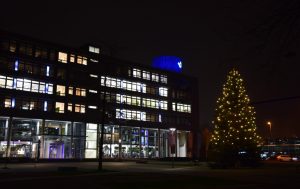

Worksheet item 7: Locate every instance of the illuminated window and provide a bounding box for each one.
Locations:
[142,98,159,109]
[67,103,73,112]
[159,101,168,110]
[56,85,66,96]
[142,71,151,80]
[116,109,146,121]
[116,94,141,106]
[0,75,53,94]
[101,76,146,93]
[16,78,23,90]
[4,98,12,108]
[77,56,87,65]
[75,88,86,97]
[160,75,168,84]
[75,104,85,113]
[46,83,53,94]
[6,77,13,89]
[32,81,39,92]
[159,87,168,97]
[172,102,176,111]
[70,54,75,63]
[173,103,191,113]
[0,76,6,87]
[23,79,31,91]
[39,82,45,93]
[68,86,73,95]
[58,52,68,63]
[151,73,159,82]
[89,46,100,54]
[55,102,65,113]
[133,68,141,78]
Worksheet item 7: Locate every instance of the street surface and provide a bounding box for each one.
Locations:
[1,160,300,188]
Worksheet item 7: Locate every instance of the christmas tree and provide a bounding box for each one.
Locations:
[210,69,261,167]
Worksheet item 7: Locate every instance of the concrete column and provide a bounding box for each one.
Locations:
[40,119,45,158]
[158,128,161,158]
[5,117,12,157]
[175,130,178,158]
[71,122,74,158]
[4,118,9,141]
[96,123,100,158]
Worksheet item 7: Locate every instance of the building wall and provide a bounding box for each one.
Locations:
[0,30,199,159]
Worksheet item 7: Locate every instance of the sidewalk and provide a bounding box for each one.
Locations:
[0,161,208,174]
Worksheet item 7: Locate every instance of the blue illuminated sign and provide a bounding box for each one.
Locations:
[152,56,182,73]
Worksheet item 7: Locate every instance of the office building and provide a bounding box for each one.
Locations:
[0,30,199,159]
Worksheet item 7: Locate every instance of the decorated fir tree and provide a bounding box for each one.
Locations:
[210,69,261,167]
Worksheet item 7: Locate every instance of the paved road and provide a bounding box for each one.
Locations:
[1,161,300,189]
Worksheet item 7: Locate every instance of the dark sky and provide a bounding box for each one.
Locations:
[1,1,300,138]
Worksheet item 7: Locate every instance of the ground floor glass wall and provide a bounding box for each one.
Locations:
[0,117,190,159]
[0,117,8,157]
[43,120,85,159]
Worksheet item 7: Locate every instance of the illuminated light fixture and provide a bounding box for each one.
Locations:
[90,74,98,78]
[89,89,98,93]
[11,98,15,108]
[90,59,99,63]
[88,105,97,109]
[44,101,48,111]
[169,128,176,132]
[152,56,182,73]
[14,60,19,71]
[46,66,50,76]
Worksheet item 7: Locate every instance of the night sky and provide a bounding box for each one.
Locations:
[1,1,300,138]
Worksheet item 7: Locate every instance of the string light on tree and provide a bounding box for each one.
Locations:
[210,68,261,165]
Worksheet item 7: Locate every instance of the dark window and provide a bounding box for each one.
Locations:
[49,50,56,61]
[19,43,33,56]
[35,46,48,59]
[57,68,66,80]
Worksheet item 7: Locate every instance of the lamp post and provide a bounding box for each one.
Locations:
[266,121,272,156]
[99,76,107,171]
[118,139,122,161]
[267,121,272,140]
[169,128,176,168]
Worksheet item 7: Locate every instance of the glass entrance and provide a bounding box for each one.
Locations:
[49,142,64,158]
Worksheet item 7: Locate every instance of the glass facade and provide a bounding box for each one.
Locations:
[0,116,190,159]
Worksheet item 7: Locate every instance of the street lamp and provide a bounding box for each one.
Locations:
[267,121,272,139]
[169,128,176,168]
[118,139,122,161]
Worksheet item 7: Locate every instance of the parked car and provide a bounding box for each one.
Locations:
[276,155,296,162]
